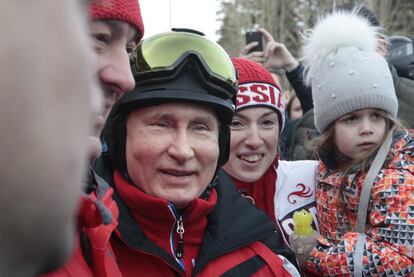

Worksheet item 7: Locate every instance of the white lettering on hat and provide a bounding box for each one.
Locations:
[236,82,284,111]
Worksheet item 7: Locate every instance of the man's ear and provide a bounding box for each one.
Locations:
[377,34,389,57]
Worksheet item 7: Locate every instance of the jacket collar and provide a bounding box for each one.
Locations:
[93,154,279,274]
[194,169,278,274]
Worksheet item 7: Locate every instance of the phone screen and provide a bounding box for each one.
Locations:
[245,31,263,53]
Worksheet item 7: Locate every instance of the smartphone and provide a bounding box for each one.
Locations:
[245,31,263,53]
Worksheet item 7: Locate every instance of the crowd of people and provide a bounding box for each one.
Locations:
[2,0,413,276]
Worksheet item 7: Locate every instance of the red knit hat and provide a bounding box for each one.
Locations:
[89,0,145,42]
[231,57,285,131]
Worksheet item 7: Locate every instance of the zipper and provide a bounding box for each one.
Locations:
[113,190,186,275]
[168,204,186,273]
[176,215,184,259]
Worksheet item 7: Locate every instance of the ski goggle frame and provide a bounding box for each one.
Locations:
[131,29,238,99]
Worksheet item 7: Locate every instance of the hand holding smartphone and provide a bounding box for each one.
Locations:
[245,31,263,53]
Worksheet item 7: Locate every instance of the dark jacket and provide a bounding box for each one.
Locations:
[285,65,313,115]
[391,66,414,129]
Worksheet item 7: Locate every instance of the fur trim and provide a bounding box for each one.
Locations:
[301,9,381,86]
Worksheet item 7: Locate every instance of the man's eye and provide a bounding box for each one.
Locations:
[148,121,169,128]
[93,33,110,44]
[193,125,209,132]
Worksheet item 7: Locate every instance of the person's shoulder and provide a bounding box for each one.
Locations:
[276,160,318,194]
[391,64,414,93]
[397,74,414,93]
[216,168,233,181]
[278,159,319,171]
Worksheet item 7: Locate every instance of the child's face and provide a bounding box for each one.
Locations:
[223,107,279,182]
[334,108,387,161]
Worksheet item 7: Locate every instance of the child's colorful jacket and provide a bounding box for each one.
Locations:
[308,131,414,276]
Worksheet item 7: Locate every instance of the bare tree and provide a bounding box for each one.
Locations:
[366,0,414,37]
[217,0,414,58]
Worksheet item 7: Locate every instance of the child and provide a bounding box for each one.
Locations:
[300,9,414,276]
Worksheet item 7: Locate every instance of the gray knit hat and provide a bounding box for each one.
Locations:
[302,10,398,132]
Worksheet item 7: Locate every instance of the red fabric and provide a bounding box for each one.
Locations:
[232,57,279,88]
[89,0,144,41]
[42,189,122,277]
[112,171,295,276]
[232,158,278,223]
[112,170,216,276]
[249,241,292,276]
[42,167,296,277]
[232,57,285,131]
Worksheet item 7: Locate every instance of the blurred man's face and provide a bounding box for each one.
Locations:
[0,0,96,274]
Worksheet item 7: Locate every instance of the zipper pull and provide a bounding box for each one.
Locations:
[176,215,184,259]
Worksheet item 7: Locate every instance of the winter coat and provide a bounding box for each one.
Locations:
[43,161,300,276]
[308,131,414,276]
[110,169,300,276]
[41,171,122,277]
[226,158,319,242]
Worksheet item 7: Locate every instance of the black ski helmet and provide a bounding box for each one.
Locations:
[102,28,238,177]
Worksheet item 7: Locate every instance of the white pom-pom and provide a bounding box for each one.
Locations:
[301,9,381,86]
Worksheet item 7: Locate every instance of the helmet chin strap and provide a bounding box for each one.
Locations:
[199,174,218,200]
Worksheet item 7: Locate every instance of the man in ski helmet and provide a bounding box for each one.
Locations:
[93,29,300,276]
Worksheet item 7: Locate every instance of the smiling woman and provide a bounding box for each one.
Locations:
[222,58,319,247]
[224,107,280,183]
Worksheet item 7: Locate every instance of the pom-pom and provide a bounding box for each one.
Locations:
[301,9,381,86]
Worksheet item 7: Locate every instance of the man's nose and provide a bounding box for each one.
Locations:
[99,49,135,95]
[167,130,194,163]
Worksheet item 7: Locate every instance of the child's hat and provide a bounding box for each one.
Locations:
[89,0,145,42]
[231,57,285,132]
[302,9,398,132]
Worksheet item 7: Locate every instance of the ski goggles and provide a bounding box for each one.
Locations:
[131,29,238,98]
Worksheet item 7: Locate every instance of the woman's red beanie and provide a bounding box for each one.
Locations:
[231,57,285,131]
